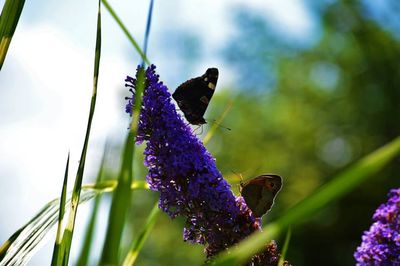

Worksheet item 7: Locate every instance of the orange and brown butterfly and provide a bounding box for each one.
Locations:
[240,174,282,218]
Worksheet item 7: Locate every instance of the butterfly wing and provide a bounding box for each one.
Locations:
[257,174,282,195]
[173,77,207,124]
[172,68,218,125]
[241,183,263,216]
[241,174,282,217]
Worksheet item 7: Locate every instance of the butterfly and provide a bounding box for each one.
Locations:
[240,174,282,218]
[172,68,218,125]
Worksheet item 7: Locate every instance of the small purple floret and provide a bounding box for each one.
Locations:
[354,188,400,266]
[125,65,284,264]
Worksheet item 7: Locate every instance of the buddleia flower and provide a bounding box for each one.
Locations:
[125,64,286,265]
[354,188,400,265]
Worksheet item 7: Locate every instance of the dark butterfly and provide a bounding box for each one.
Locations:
[172,68,218,125]
[240,174,282,218]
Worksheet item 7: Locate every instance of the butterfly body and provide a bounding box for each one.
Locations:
[172,68,218,125]
[240,174,282,218]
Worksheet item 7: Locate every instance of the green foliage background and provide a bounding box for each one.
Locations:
[212,2,400,265]
[131,1,400,265]
[116,1,400,265]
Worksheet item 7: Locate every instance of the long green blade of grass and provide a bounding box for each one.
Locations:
[213,136,400,265]
[101,0,150,65]
[0,180,149,266]
[122,203,159,266]
[51,153,70,265]
[100,0,154,262]
[76,147,107,266]
[82,179,149,192]
[278,227,291,266]
[141,0,154,63]
[0,227,25,261]
[0,0,25,70]
[59,1,102,265]
[100,118,137,264]
[0,192,96,266]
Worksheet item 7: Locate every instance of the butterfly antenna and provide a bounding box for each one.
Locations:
[231,170,244,183]
[193,124,203,135]
[206,119,232,131]
[231,170,244,192]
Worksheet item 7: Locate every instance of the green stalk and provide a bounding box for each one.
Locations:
[58,1,102,265]
[100,0,154,261]
[122,203,159,266]
[100,132,135,264]
[277,227,291,266]
[51,153,70,265]
[0,0,25,69]
[76,147,107,266]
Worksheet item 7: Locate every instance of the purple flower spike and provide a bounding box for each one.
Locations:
[125,65,285,265]
[354,188,400,266]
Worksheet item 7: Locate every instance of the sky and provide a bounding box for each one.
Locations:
[0,0,315,264]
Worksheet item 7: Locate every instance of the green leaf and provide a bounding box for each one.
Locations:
[213,136,400,265]
[0,226,25,261]
[76,147,107,266]
[0,193,95,265]
[82,179,149,192]
[100,0,154,257]
[0,0,25,70]
[278,227,291,266]
[100,135,134,264]
[0,180,148,265]
[141,0,154,65]
[59,1,102,265]
[100,70,145,265]
[51,153,70,266]
[122,203,160,266]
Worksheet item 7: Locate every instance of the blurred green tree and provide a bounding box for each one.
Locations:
[211,0,400,265]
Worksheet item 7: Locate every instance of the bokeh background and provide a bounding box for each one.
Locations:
[1,0,399,265]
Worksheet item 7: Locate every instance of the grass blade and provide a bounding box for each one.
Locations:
[122,203,159,266]
[101,0,154,260]
[51,153,70,265]
[142,0,154,63]
[213,136,400,265]
[100,59,145,266]
[0,192,96,266]
[82,179,149,192]
[100,133,135,263]
[0,180,148,266]
[0,0,25,70]
[76,148,107,266]
[101,0,150,65]
[59,1,102,265]
[0,227,25,261]
[278,227,291,266]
